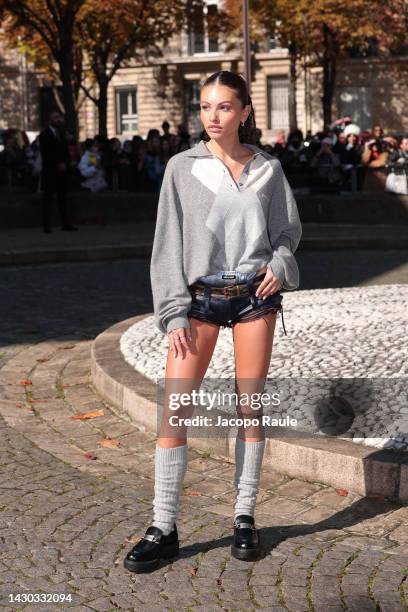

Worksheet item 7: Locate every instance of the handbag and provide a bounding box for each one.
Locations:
[385,171,408,195]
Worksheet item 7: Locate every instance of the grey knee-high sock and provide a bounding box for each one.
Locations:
[152,444,188,535]
[234,438,265,519]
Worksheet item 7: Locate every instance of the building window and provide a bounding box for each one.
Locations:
[184,79,202,140]
[115,88,138,134]
[337,87,372,130]
[267,76,289,130]
[187,1,219,55]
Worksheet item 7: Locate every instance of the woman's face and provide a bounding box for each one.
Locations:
[347,134,357,146]
[200,83,250,141]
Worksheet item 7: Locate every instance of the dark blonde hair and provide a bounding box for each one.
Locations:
[201,70,256,144]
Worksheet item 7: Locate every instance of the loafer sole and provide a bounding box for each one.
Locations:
[123,543,179,573]
[231,544,262,561]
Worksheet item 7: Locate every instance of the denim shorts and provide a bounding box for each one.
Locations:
[187,270,287,335]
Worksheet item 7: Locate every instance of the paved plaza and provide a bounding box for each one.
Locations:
[1,252,408,611]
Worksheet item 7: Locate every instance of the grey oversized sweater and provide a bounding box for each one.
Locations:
[150,139,302,335]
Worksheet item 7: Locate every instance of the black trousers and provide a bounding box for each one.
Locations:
[41,183,71,230]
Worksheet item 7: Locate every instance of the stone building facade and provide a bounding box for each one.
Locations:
[1,3,407,143]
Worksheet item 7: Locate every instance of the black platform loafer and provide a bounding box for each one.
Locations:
[231,514,262,561]
[123,525,179,573]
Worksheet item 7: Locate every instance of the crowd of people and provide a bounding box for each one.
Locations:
[1,114,407,195]
[274,117,408,194]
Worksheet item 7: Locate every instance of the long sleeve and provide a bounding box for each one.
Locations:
[266,160,302,291]
[150,156,192,335]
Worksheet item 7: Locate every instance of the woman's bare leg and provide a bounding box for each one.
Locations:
[232,312,278,441]
[231,312,278,522]
[158,316,220,448]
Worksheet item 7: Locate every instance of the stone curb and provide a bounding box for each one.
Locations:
[91,315,408,503]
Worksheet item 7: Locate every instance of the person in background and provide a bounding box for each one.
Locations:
[280,129,309,191]
[361,136,389,192]
[273,129,287,157]
[329,115,352,134]
[130,135,147,190]
[389,135,408,166]
[385,135,408,195]
[65,131,81,190]
[25,136,42,191]
[39,111,77,233]
[78,138,107,192]
[0,133,25,176]
[382,136,399,160]
[103,138,126,189]
[310,137,342,193]
[371,125,384,140]
[143,130,166,191]
[161,121,175,144]
[340,124,362,165]
[157,139,172,190]
[280,129,308,169]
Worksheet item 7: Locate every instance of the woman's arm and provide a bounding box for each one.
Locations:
[266,160,302,291]
[361,145,372,165]
[368,151,389,168]
[150,156,192,335]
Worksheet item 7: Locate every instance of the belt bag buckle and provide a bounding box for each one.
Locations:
[223,284,240,298]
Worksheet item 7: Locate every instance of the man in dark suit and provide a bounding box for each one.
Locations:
[39,111,78,233]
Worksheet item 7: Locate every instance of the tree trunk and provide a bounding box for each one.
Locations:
[97,77,109,139]
[288,41,298,132]
[59,52,79,139]
[321,23,337,130]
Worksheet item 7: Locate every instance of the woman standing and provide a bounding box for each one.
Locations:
[124,70,302,573]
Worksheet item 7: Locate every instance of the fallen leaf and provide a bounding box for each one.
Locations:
[185,566,198,577]
[335,488,349,496]
[98,438,120,448]
[124,536,142,546]
[84,452,98,460]
[19,379,32,386]
[36,358,49,363]
[184,490,202,497]
[71,409,104,420]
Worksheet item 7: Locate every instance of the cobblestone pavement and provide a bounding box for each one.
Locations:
[1,260,408,611]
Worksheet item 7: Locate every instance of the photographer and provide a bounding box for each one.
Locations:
[361,137,389,192]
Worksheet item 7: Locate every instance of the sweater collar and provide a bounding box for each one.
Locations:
[187,139,267,159]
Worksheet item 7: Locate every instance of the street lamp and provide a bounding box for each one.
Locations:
[242,0,251,94]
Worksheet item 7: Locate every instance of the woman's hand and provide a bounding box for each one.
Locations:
[255,267,283,299]
[168,326,192,359]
